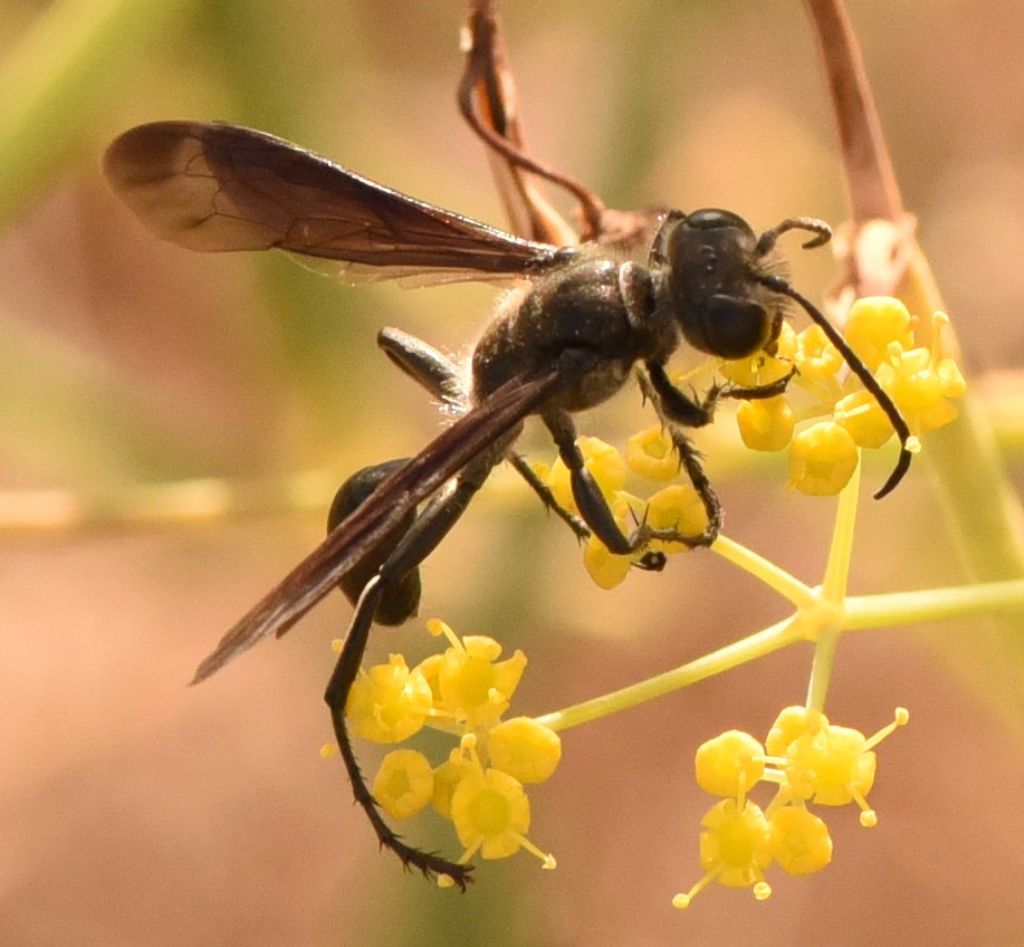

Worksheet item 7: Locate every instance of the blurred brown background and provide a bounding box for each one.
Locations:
[3,1,1024,945]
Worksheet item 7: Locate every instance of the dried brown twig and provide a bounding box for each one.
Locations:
[805,0,1024,582]
[458,0,663,254]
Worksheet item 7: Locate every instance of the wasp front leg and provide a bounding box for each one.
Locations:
[639,360,798,546]
[644,361,796,429]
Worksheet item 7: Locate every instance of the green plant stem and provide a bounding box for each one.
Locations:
[535,573,1024,735]
[535,615,809,733]
[821,458,860,601]
[804,460,862,710]
[806,628,841,713]
[844,580,1024,628]
[711,536,816,609]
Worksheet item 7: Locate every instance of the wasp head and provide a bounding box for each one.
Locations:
[655,208,781,360]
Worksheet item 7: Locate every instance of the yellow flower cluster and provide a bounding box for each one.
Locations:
[673,704,908,908]
[725,297,965,495]
[534,432,709,590]
[340,619,560,882]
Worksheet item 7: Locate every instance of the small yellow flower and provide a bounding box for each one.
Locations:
[488,717,562,784]
[785,725,877,809]
[582,494,635,590]
[769,806,832,875]
[736,395,795,452]
[426,619,527,727]
[583,534,634,590]
[431,747,473,820]
[415,651,443,703]
[695,730,766,798]
[877,338,966,433]
[795,324,843,381]
[765,705,827,757]
[844,296,914,371]
[346,654,433,744]
[788,421,859,496]
[451,766,530,859]
[449,763,555,868]
[833,389,894,449]
[780,708,908,826]
[674,799,773,907]
[626,425,680,482]
[645,483,709,553]
[698,799,772,888]
[373,749,435,820]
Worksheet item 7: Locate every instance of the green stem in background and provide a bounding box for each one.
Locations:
[845,579,1024,628]
[0,0,196,227]
[0,470,339,538]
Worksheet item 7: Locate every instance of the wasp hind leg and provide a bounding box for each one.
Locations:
[324,457,496,890]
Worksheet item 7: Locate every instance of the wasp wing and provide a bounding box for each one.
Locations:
[104,121,571,282]
[191,366,562,684]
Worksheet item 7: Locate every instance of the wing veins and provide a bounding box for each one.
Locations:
[105,121,569,277]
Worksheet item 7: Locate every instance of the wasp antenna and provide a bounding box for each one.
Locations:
[753,274,913,498]
[755,217,833,257]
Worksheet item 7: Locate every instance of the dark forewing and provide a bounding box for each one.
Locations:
[104,121,567,280]
[191,366,563,684]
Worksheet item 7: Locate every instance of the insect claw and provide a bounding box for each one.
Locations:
[635,550,667,572]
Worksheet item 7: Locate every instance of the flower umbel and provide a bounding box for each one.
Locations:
[346,654,433,743]
[674,705,908,908]
[446,735,556,870]
[538,435,709,589]
[726,297,963,495]
[343,619,560,881]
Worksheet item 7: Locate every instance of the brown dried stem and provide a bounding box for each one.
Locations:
[459,0,600,244]
[804,0,903,223]
[806,0,1024,583]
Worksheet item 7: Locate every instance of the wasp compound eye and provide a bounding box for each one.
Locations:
[697,295,772,359]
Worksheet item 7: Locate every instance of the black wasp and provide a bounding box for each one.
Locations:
[104,120,912,888]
